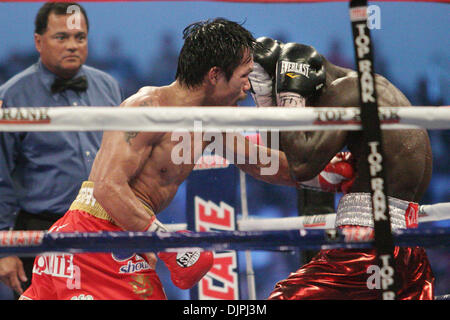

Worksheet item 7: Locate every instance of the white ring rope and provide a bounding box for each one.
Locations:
[165,202,449,232]
[0,106,449,132]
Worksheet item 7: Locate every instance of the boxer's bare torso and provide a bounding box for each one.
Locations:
[89,84,208,221]
[89,51,294,231]
[310,60,432,202]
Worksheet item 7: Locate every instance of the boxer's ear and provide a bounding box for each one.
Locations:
[206,66,222,85]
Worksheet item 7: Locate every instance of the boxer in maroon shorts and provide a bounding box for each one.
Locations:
[249,37,435,300]
[268,195,434,300]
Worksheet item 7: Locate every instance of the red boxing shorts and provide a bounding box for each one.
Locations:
[21,182,167,300]
[268,193,435,300]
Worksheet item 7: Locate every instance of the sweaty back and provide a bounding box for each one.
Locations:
[318,72,432,203]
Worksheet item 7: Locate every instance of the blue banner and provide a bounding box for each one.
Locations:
[186,157,240,300]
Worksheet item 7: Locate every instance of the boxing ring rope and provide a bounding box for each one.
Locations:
[0,106,449,132]
[0,227,449,257]
[0,202,448,255]
[164,202,450,232]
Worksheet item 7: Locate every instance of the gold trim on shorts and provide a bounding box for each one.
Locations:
[69,181,154,223]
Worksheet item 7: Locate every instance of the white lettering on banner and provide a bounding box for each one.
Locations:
[314,109,348,123]
[359,60,375,103]
[0,231,44,246]
[33,253,74,279]
[355,24,370,58]
[195,196,239,300]
[302,215,327,228]
[313,108,400,125]
[0,107,50,123]
[195,196,235,232]
[379,255,395,291]
[367,141,387,222]
[355,23,375,103]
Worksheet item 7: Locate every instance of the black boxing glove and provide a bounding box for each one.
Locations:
[275,43,325,107]
[249,37,283,106]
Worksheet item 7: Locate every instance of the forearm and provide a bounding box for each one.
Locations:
[236,149,296,186]
[277,91,320,180]
[225,133,295,185]
[279,130,323,181]
[94,181,153,231]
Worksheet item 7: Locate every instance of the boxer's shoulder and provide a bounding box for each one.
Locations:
[121,86,162,108]
[316,74,359,107]
[317,71,406,108]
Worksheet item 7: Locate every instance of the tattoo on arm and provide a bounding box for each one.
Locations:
[139,99,154,107]
[124,132,139,144]
[122,98,155,144]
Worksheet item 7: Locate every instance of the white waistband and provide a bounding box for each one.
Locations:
[335,193,418,230]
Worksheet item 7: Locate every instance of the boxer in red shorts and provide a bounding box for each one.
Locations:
[20,21,357,300]
[21,196,167,300]
[20,19,263,300]
[249,37,435,299]
[17,19,306,300]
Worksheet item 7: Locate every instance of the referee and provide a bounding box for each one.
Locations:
[0,2,122,298]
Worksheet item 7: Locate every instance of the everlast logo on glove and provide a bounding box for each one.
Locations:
[279,61,310,78]
[275,43,326,99]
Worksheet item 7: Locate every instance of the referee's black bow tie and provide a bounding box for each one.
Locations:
[51,75,88,94]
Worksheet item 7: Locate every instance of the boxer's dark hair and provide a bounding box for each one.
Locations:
[35,2,89,35]
[176,18,257,88]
